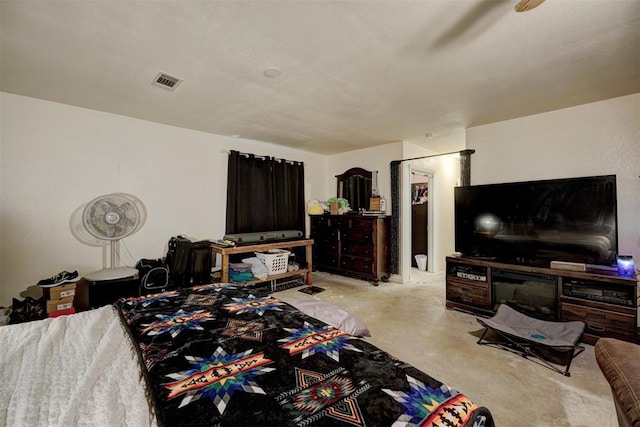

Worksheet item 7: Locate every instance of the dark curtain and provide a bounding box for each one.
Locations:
[460,149,474,187]
[389,161,401,274]
[226,150,305,235]
[272,158,305,232]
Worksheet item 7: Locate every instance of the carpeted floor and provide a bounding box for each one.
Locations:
[275,270,619,427]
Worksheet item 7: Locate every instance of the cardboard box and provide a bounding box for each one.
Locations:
[369,197,381,211]
[46,296,74,313]
[45,283,77,300]
[330,202,339,215]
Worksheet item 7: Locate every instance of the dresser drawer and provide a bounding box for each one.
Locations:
[446,281,491,309]
[311,228,339,242]
[313,240,339,255]
[341,228,373,243]
[315,254,340,269]
[311,216,331,228]
[348,218,375,230]
[562,303,635,341]
[341,241,373,258]
[313,235,339,268]
[341,256,374,275]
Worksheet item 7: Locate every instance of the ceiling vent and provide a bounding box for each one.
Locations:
[151,72,183,91]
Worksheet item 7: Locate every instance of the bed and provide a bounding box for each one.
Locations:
[1,283,494,426]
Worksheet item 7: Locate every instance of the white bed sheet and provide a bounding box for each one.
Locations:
[0,306,157,427]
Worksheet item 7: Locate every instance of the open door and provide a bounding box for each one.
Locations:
[410,171,432,271]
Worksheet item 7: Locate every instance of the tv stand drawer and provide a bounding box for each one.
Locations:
[446,280,490,309]
[561,302,635,342]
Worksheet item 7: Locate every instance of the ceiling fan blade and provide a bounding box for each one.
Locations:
[514,0,546,12]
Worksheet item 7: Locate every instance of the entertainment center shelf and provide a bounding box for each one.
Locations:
[445,256,638,344]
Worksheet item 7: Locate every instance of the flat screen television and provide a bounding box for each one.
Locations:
[454,175,618,267]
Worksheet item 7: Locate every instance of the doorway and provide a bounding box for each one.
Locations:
[410,169,433,272]
[395,149,463,280]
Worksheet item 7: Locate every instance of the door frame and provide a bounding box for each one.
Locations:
[409,168,433,272]
[400,164,434,279]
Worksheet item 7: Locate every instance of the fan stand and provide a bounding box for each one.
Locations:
[84,240,137,282]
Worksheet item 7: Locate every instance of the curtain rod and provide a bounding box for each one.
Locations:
[222,149,302,165]
[221,149,265,159]
[390,149,475,166]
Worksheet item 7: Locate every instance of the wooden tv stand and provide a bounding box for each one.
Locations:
[445,256,638,344]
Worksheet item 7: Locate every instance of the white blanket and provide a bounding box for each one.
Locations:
[0,306,157,427]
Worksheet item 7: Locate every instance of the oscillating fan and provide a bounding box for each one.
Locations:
[79,193,147,281]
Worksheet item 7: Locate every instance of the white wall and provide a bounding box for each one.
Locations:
[0,92,328,307]
[467,93,640,264]
[325,142,403,211]
[327,140,462,280]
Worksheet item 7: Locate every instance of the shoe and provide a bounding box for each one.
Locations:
[37,270,79,287]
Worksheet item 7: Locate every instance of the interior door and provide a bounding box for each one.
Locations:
[411,182,428,268]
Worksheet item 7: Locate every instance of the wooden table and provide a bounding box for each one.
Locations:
[211,239,314,286]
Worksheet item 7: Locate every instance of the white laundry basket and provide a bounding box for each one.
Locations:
[256,250,291,275]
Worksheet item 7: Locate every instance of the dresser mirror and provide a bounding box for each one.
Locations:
[336,167,373,212]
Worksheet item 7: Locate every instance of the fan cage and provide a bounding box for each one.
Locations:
[82,193,142,241]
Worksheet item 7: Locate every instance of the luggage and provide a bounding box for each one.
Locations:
[165,236,212,287]
[190,240,213,285]
[165,236,193,287]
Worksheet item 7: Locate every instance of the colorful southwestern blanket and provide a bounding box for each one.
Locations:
[115,284,494,427]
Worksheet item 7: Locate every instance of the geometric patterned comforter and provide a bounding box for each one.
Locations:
[115,283,494,427]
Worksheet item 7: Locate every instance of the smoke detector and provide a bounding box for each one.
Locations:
[263,67,282,78]
[151,72,183,91]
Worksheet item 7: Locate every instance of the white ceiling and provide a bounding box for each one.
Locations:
[1,1,638,155]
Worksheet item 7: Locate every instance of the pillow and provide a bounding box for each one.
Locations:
[291,300,371,337]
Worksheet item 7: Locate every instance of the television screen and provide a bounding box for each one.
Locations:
[454,175,618,267]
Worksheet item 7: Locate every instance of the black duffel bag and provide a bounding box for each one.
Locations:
[136,258,170,294]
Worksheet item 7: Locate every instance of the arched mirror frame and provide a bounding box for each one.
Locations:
[336,167,373,212]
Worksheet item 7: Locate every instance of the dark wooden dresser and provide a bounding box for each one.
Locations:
[310,214,389,284]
